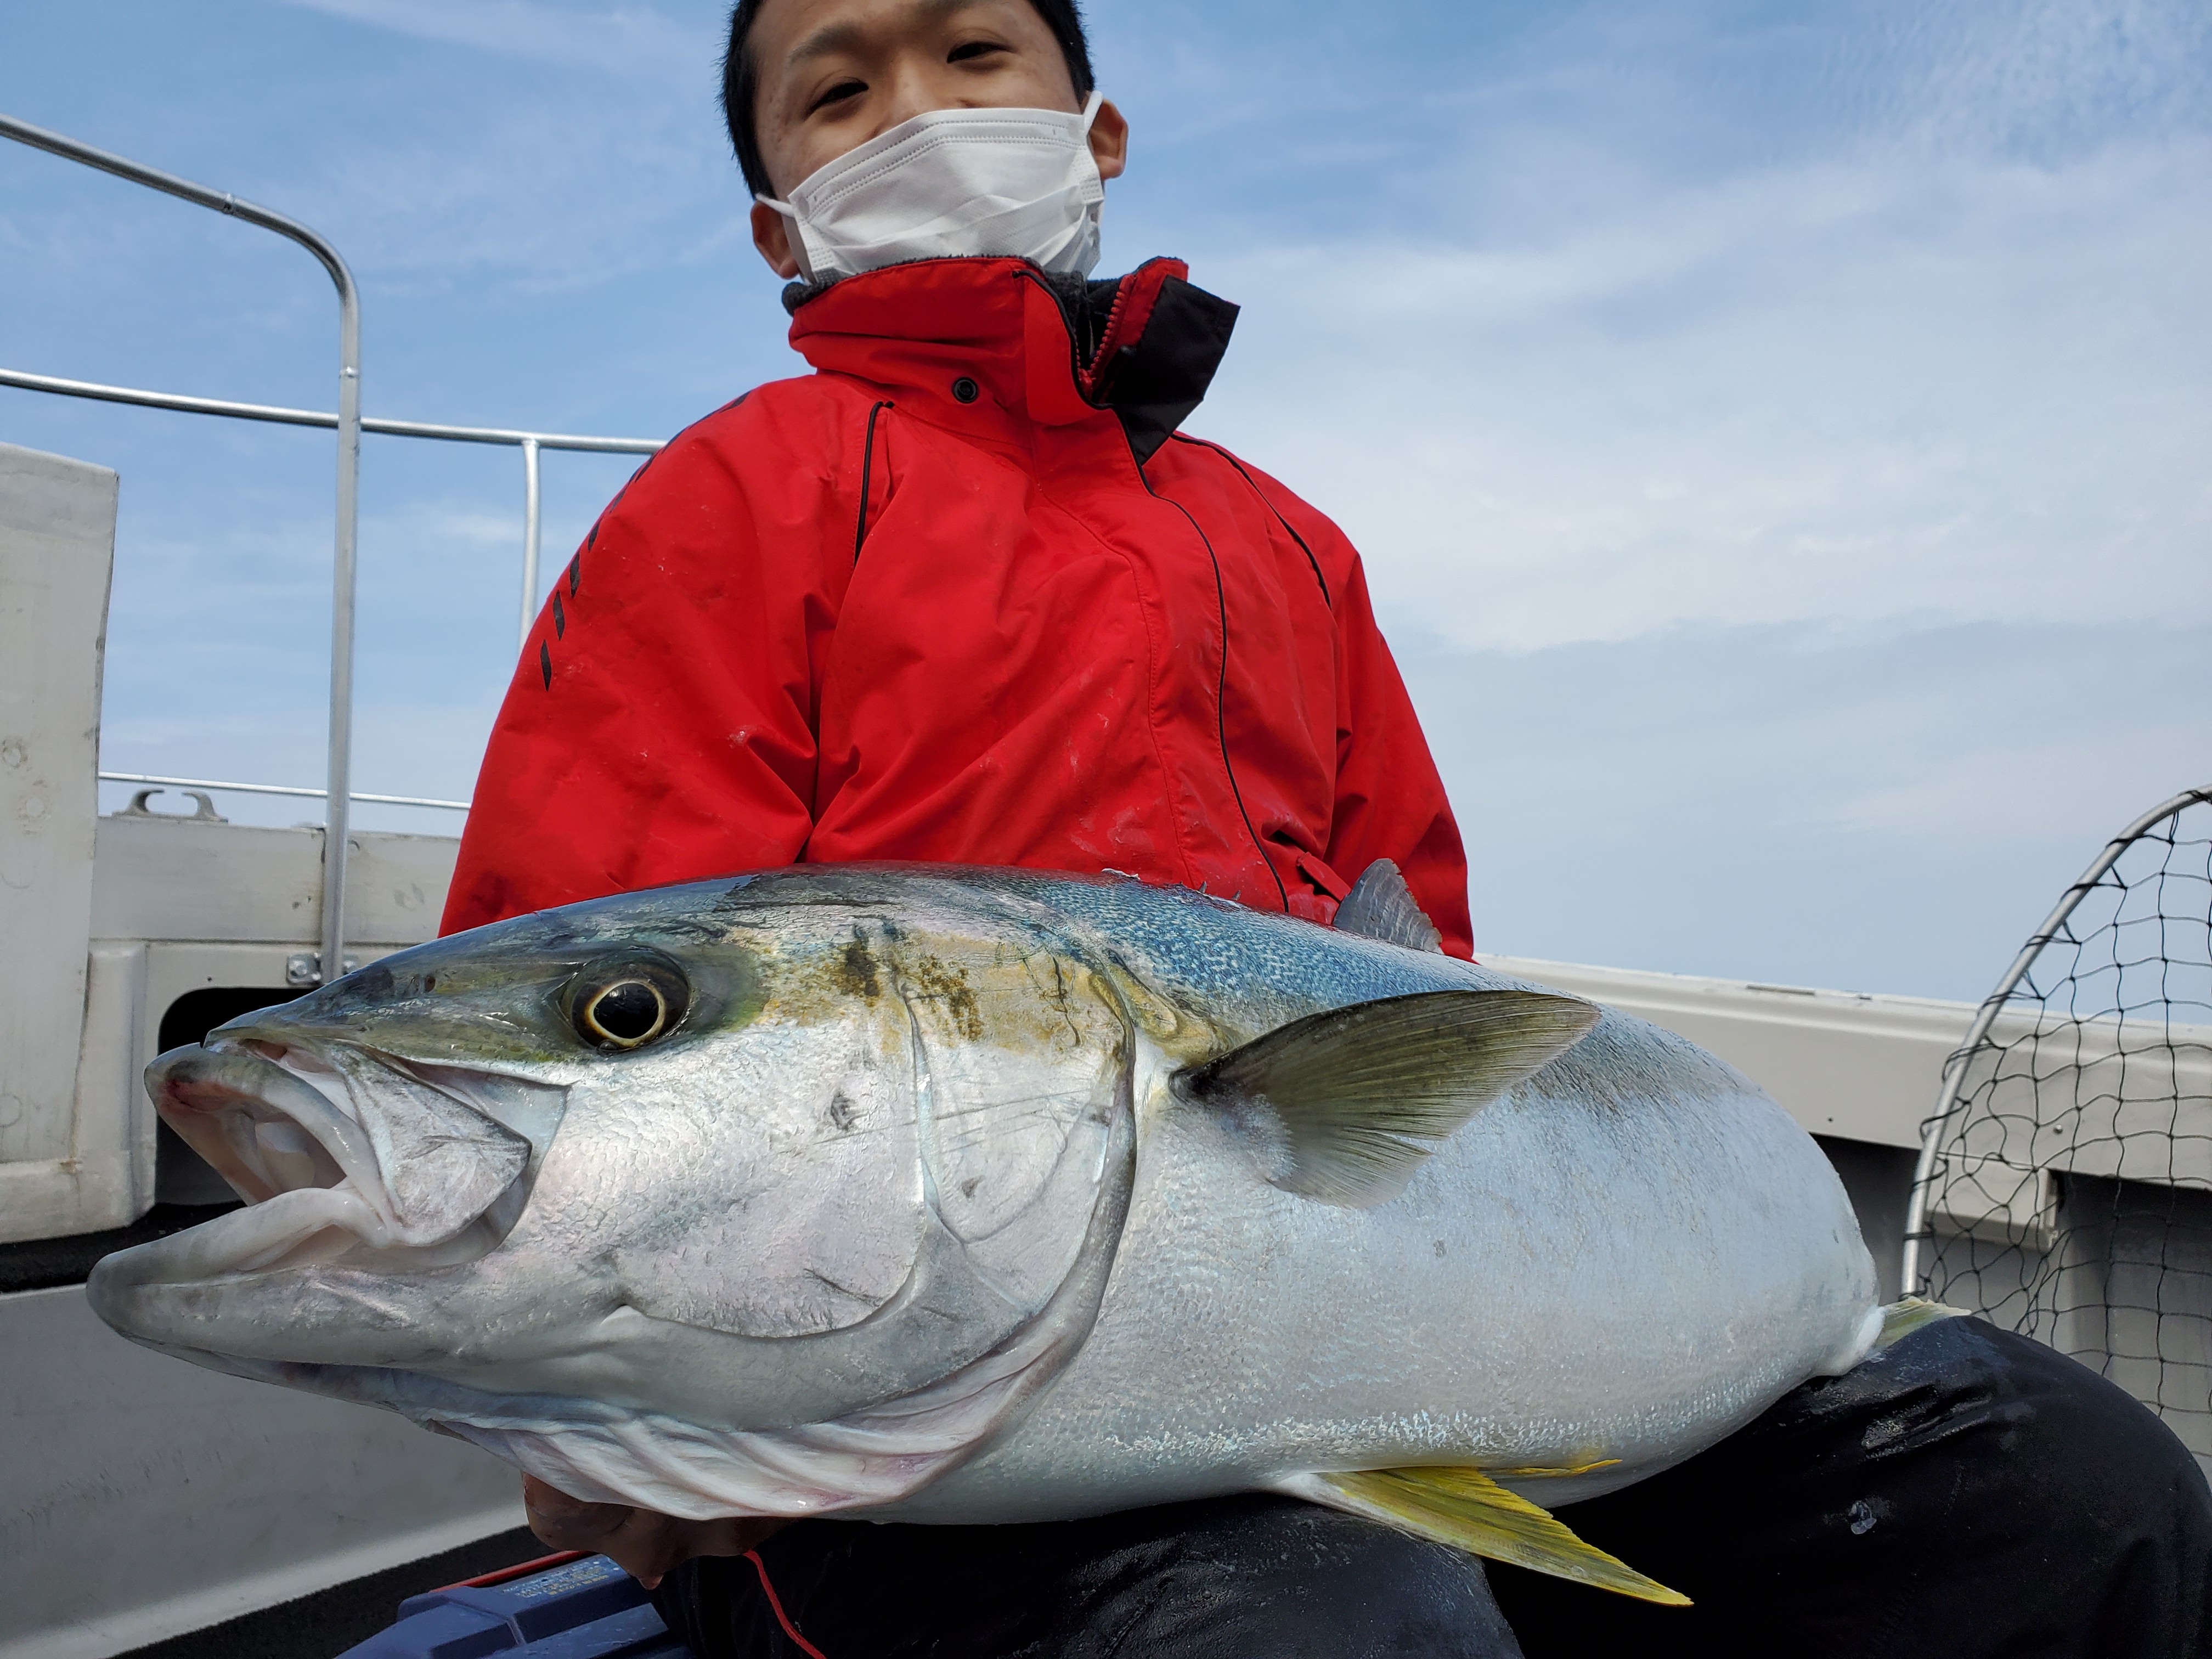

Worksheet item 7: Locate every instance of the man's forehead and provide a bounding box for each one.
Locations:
[764,0,1020,71]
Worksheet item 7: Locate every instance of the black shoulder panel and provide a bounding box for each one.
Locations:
[1103,278,1239,466]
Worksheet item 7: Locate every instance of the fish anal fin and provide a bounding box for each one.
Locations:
[1873,1296,1970,1351]
[1335,860,1444,953]
[1176,989,1599,1206]
[1489,1458,1621,1479]
[1312,1467,1690,1607]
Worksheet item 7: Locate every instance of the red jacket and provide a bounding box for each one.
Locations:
[441,256,1472,956]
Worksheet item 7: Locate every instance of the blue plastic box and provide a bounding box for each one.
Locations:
[337,1551,691,1658]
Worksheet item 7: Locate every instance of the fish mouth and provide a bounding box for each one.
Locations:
[93,1042,550,1300]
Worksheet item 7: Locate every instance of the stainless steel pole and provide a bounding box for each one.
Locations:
[519,436,543,648]
[1,111,364,983]
[326,303,363,986]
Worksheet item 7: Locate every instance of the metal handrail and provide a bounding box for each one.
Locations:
[0,367,664,454]
[0,366,664,645]
[2,111,363,985]
[0,112,676,984]
[98,771,470,813]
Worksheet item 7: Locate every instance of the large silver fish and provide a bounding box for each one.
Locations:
[89,862,1882,1602]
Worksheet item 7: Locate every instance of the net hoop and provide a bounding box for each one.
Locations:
[1902,785,2212,1297]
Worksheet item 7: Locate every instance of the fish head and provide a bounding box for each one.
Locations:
[87,870,1140,1516]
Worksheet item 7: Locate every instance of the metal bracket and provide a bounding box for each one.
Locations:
[286,951,359,986]
[115,787,227,823]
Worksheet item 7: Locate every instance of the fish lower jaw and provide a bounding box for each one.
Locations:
[94,1183,539,1313]
[91,1183,412,1298]
[218,1182,392,1273]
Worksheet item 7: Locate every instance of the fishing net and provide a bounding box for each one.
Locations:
[1906,787,2212,1471]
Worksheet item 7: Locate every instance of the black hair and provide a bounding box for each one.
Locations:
[720,0,1094,199]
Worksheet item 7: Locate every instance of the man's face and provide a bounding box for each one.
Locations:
[746,0,1127,279]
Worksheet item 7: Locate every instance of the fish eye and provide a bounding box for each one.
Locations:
[571,960,689,1052]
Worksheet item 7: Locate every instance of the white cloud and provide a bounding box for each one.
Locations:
[1879,0,2212,150]
[1401,619,2211,992]
[1088,0,2211,662]
[302,84,740,287]
[224,2,746,288]
[270,0,703,77]
[365,498,533,552]
[1184,132,2212,652]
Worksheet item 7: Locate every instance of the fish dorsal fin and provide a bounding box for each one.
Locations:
[1299,1467,1690,1607]
[1176,989,1598,1206]
[1335,859,1444,953]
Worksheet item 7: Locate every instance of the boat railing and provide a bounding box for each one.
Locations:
[94,770,473,815]
[0,365,665,646]
[0,112,664,977]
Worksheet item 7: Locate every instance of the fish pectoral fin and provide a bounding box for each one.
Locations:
[1334,860,1445,952]
[1175,989,1598,1206]
[1309,1466,1690,1607]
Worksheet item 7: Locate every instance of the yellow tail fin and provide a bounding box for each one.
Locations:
[1319,1466,1690,1607]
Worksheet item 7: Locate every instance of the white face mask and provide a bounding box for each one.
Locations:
[760,91,1107,285]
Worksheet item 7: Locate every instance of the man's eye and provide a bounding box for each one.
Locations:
[810,80,865,114]
[947,40,1007,64]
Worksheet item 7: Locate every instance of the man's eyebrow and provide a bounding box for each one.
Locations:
[785,19,863,67]
[785,0,994,70]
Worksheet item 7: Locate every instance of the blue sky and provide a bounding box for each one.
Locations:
[2,0,2207,999]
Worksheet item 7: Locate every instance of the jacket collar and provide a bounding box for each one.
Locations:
[787,257,1238,465]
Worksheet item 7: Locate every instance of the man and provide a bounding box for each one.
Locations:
[449,1,2212,1653]
[448,0,1498,1647]
[441,0,1469,957]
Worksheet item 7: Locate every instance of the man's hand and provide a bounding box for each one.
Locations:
[521,1474,789,1589]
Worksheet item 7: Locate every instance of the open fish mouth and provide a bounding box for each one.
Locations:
[100,1042,548,1291]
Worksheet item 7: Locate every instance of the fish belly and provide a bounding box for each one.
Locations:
[891,1030,1877,1525]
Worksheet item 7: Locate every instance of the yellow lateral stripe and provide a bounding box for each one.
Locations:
[1488,1458,1621,1479]
[1324,1467,1691,1607]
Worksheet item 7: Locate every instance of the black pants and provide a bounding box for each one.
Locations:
[652,1319,2212,1658]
